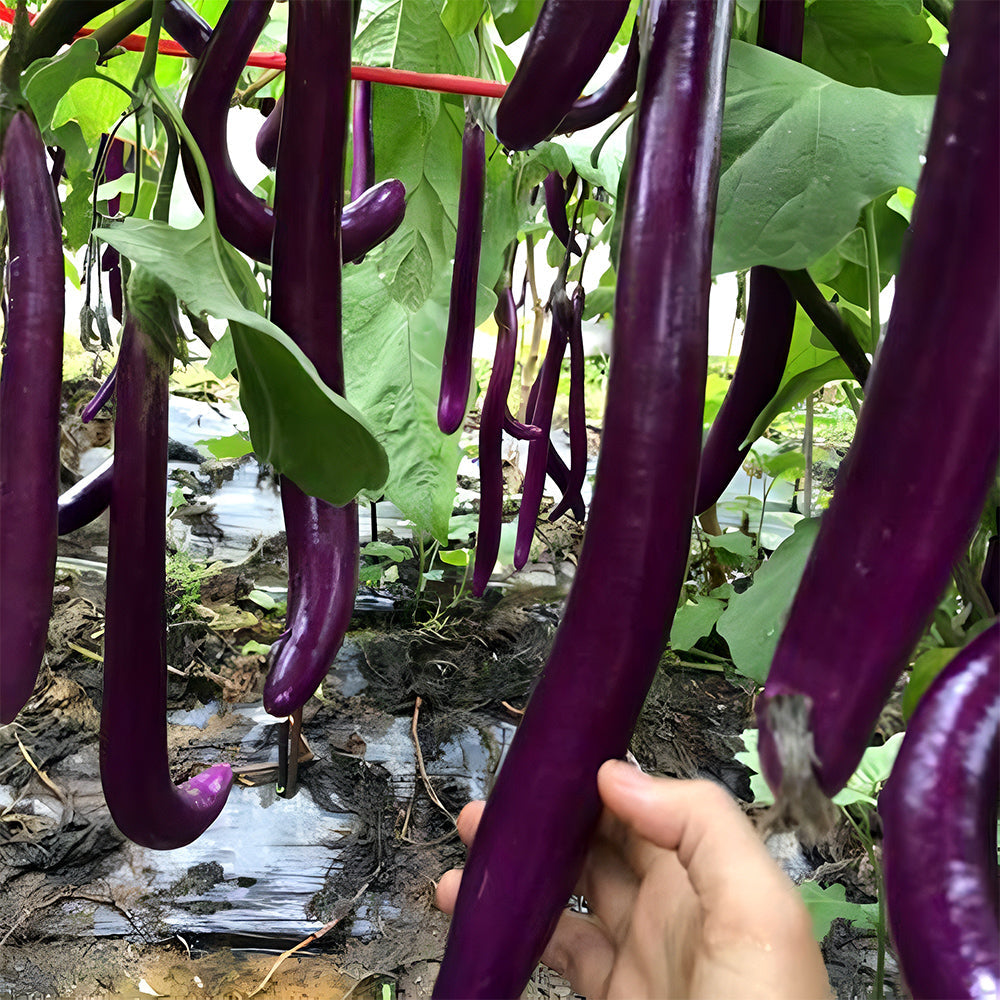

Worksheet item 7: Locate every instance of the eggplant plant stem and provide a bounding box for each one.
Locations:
[863,202,881,353]
[803,393,813,518]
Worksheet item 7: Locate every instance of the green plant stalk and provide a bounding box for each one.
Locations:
[840,380,862,419]
[843,807,886,1000]
[88,0,154,56]
[863,202,881,353]
[803,393,813,518]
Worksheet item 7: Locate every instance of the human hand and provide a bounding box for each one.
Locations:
[435,759,831,999]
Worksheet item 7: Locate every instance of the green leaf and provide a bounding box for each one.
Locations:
[757,448,806,483]
[99,217,388,506]
[714,41,934,275]
[490,0,544,44]
[355,0,477,74]
[343,261,462,542]
[438,547,470,567]
[902,646,958,720]
[241,639,272,656]
[838,733,904,805]
[361,541,412,562]
[797,882,878,942]
[195,432,254,460]
[803,0,944,95]
[206,330,237,378]
[440,0,484,35]
[887,186,916,222]
[246,589,277,610]
[716,518,820,684]
[670,595,726,652]
[707,530,756,559]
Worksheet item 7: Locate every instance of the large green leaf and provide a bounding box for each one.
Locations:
[355,0,477,74]
[803,0,944,96]
[713,41,934,275]
[343,262,462,542]
[797,882,878,942]
[99,218,388,506]
[716,517,820,683]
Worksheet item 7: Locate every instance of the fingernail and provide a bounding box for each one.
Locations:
[602,758,650,793]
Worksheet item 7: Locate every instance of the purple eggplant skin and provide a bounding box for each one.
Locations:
[545,441,586,522]
[473,288,519,597]
[756,0,1000,805]
[757,0,804,62]
[350,81,374,201]
[262,0,357,718]
[0,111,66,725]
[548,286,587,522]
[432,2,732,994]
[542,171,573,249]
[100,317,233,849]
[502,406,542,441]
[880,622,999,1000]
[58,456,114,535]
[100,136,126,321]
[342,178,407,264]
[556,21,639,134]
[255,92,282,171]
[694,266,795,514]
[514,290,571,569]
[495,0,631,150]
[437,116,486,435]
[164,0,213,58]
[983,534,999,614]
[81,364,117,423]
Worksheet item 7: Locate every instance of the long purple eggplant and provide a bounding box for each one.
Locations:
[757,0,999,806]
[880,622,999,1000]
[100,135,125,322]
[542,171,573,250]
[556,22,639,134]
[100,314,232,849]
[694,266,796,514]
[262,0,357,718]
[437,115,486,435]
[182,0,404,265]
[548,285,587,522]
[514,290,571,569]
[473,288,519,597]
[255,92,282,170]
[351,81,374,201]
[0,110,65,725]
[81,364,117,422]
[163,0,212,58]
[495,0,631,150]
[545,443,585,522]
[433,3,732,993]
[58,456,114,535]
[695,1,800,516]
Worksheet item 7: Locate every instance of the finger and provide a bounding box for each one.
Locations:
[540,909,616,998]
[597,761,807,933]
[456,799,485,847]
[434,867,463,915]
[575,824,642,941]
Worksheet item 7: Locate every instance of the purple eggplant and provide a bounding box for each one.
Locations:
[351,81,374,201]
[255,92,282,171]
[0,110,66,725]
[182,0,404,265]
[473,287,519,597]
[100,313,232,849]
[694,266,796,514]
[262,0,357,718]
[81,364,117,422]
[502,406,542,441]
[163,0,213,58]
[58,456,114,535]
[100,135,126,321]
[880,622,999,1000]
[545,442,586,523]
[514,289,571,569]
[495,0,631,150]
[757,0,999,806]
[757,0,804,61]
[433,2,732,993]
[557,22,639,134]
[548,285,587,522]
[542,170,574,251]
[437,115,486,435]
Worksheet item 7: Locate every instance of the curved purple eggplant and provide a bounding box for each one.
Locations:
[58,456,114,535]
[502,406,542,441]
[542,171,573,249]
[433,2,732,993]
[164,0,213,57]
[437,115,486,435]
[557,22,639,134]
[880,622,999,1000]
[694,266,796,514]
[255,92,282,170]
[181,3,402,265]
[545,443,585,522]
[548,285,587,522]
[514,289,571,568]
[0,110,65,725]
[100,316,232,849]
[351,81,374,200]
[473,288,519,597]
[757,0,1000,805]
[495,0,630,150]
[262,0,358,717]
[81,364,117,422]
